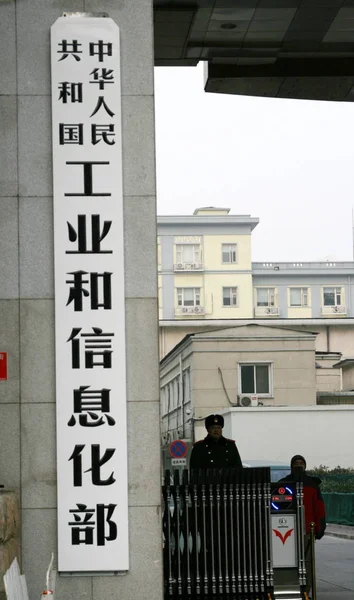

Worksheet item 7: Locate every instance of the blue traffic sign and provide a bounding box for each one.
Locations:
[169,440,188,459]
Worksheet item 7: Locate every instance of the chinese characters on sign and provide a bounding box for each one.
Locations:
[51,16,128,572]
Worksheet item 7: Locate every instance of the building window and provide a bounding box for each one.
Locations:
[176,244,200,264]
[174,378,179,409]
[223,287,238,306]
[256,288,276,307]
[157,243,162,268]
[222,243,237,263]
[323,287,342,306]
[169,381,174,409]
[290,287,308,307]
[166,385,170,414]
[240,364,270,394]
[161,385,170,417]
[161,387,166,416]
[183,369,191,406]
[182,369,193,423]
[177,287,201,307]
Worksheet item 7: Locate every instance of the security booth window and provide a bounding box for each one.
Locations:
[240,364,270,394]
[323,287,341,306]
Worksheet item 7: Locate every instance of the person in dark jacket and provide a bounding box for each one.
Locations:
[280,454,326,540]
[189,414,242,470]
[280,454,326,596]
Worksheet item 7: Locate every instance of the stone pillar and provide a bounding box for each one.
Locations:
[0,1,162,599]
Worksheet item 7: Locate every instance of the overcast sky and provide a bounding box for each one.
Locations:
[154,64,354,262]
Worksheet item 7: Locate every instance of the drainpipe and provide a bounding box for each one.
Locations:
[326,326,330,353]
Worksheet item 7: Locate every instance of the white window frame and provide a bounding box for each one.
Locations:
[323,287,342,307]
[238,362,273,397]
[222,286,238,307]
[157,243,162,268]
[221,243,237,264]
[176,244,201,264]
[160,387,165,416]
[289,287,309,307]
[169,381,174,410]
[182,369,191,406]
[173,378,179,410]
[162,375,183,416]
[161,384,170,418]
[161,385,169,417]
[177,287,201,307]
[256,287,276,307]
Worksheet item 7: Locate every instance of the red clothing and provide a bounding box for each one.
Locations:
[303,479,326,538]
[281,474,326,539]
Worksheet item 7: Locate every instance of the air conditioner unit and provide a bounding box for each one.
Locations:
[175,263,184,269]
[332,305,345,313]
[239,395,259,407]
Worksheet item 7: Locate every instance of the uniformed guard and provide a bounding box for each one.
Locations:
[189,414,242,470]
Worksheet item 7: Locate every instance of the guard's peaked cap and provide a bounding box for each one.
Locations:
[205,414,224,429]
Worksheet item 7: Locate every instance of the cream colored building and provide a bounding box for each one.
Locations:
[157,208,354,403]
[160,324,318,453]
[157,207,258,323]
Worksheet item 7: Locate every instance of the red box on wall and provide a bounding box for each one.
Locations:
[0,353,7,381]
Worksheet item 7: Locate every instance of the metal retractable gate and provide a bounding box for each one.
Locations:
[162,469,312,600]
[162,467,274,600]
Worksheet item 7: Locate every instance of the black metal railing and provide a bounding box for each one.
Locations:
[162,468,273,600]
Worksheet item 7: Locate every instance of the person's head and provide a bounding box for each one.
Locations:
[205,414,224,440]
[290,455,306,471]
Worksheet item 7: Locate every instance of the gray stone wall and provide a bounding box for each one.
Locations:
[0,1,162,599]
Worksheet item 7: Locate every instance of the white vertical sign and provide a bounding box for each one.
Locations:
[51,15,128,572]
[271,515,297,568]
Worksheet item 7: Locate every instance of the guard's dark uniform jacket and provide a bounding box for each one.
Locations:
[189,434,242,470]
